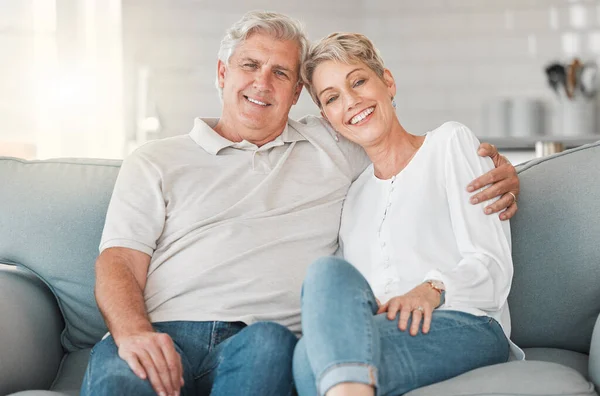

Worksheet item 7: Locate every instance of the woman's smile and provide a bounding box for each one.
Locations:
[348,106,376,126]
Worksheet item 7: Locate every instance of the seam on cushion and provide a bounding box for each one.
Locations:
[49,353,69,390]
[430,392,596,396]
[516,141,600,174]
[10,264,74,349]
[420,381,596,396]
[0,156,121,167]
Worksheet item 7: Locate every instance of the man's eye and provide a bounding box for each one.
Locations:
[243,63,258,69]
[275,70,288,78]
[353,79,365,88]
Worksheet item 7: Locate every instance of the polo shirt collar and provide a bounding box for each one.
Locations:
[189,117,306,155]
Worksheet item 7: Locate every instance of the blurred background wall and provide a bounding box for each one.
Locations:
[1,0,599,162]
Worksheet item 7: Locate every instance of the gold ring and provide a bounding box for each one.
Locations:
[508,192,517,204]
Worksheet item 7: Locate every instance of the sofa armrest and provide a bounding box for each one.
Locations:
[591,313,600,389]
[0,264,65,395]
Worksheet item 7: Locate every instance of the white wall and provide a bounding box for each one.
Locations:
[3,0,600,160]
[121,0,600,161]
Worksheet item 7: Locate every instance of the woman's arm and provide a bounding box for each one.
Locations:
[425,126,514,312]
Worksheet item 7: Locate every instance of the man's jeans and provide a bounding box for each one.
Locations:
[81,321,298,396]
[293,257,510,396]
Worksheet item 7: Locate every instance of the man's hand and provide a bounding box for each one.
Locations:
[117,331,184,396]
[376,284,440,336]
[467,143,520,221]
[95,248,183,396]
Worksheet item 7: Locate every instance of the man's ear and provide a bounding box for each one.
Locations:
[383,68,396,99]
[217,59,227,89]
[292,82,303,105]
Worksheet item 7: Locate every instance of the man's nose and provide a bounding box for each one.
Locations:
[253,69,272,90]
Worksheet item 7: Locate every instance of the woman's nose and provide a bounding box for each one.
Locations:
[345,91,362,112]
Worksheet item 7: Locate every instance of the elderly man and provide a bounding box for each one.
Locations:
[81,11,519,396]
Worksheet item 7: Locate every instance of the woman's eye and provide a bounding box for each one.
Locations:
[325,96,337,105]
[353,79,365,88]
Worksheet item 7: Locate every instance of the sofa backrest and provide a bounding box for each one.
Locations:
[1,143,599,353]
[0,157,120,352]
[509,141,600,353]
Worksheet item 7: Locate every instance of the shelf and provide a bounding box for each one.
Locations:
[478,136,600,150]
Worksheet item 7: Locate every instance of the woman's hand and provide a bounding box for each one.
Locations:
[468,143,520,221]
[377,284,441,336]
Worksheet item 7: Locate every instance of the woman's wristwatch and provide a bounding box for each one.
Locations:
[424,279,446,308]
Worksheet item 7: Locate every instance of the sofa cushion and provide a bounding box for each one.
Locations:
[404,361,597,396]
[50,349,91,396]
[9,392,70,396]
[509,141,600,353]
[523,347,589,379]
[0,266,64,395]
[0,157,120,351]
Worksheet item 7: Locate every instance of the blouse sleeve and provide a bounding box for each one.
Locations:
[423,124,513,312]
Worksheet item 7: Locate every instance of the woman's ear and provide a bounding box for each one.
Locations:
[383,68,396,98]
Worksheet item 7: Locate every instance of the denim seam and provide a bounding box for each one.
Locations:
[195,363,219,381]
[209,321,217,352]
[362,288,373,369]
[380,320,493,339]
[193,321,220,381]
[380,314,494,337]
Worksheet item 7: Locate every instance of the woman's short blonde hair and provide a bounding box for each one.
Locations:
[301,32,386,107]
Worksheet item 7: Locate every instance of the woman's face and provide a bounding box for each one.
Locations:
[312,60,397,148]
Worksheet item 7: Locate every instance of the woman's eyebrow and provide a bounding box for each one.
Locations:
[318,68,363,98]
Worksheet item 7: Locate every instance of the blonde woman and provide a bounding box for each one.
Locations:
[293,33,523,396]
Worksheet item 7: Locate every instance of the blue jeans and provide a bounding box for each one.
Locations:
[293,257,510,396]
[81,321,298,396]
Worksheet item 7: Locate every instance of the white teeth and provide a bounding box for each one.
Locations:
[350,107,374,125]
[247,97,268,106]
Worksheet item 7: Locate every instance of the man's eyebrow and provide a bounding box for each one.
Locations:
[317,67,362,98]
[273,64,293,73]
[239,57,260,64]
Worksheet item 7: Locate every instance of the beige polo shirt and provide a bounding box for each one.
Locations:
[100,116,369,335]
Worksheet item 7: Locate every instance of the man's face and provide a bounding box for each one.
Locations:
[217,32,303,145]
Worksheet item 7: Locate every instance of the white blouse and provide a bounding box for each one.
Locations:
[339,122,521,357]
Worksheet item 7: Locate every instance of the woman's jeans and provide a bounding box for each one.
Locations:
[293,257,510,396]
[81,321,298,396]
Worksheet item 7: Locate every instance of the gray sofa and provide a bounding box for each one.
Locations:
[0,141,599,396]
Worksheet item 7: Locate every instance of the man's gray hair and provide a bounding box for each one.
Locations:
[215,10,310,98]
